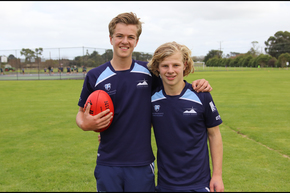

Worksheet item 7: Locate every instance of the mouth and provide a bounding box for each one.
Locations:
[166,75,175,81]
[120,46,129,51]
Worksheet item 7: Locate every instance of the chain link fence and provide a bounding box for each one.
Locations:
[0,46,153,80]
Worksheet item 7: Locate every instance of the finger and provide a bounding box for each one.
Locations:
[192,80,198,89]
[103,112,114,123]
[101,118,112,127]
[205,86,213,92]
[193,79,206,93]
[202,83,212,92]
[196,83,206,93]
[201,85,208,93]
[95,111,113,125]
[99,112,113,121]
[84,102,91,114]
[199,80,209,92]
[210,186,214,192]
[95,109,111,118]
[192,80,200,92]
[94,114,113,131]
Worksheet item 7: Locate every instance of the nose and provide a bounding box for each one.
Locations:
[121,36,128,44]
[167,65,174,73]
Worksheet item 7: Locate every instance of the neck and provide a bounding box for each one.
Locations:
[111,56,132,71]
[163,80,185,96]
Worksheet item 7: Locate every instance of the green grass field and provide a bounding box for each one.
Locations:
[0,68,289,191]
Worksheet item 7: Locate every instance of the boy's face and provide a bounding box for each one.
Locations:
[110,23,139,59]
[158,51,186,88]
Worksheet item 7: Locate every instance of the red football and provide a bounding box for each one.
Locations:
[84,90,114,132]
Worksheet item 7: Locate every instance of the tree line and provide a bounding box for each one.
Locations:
[1,48,153,70]
[69,49,153,68]
[206,52,290,68]
[204,31,290,68]
[1,31,290,69]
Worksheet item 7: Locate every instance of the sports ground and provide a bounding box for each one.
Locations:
[0,67,289,192]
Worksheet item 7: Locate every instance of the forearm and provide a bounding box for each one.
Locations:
[208,127,223,177]
[76,107,90,131]
[208,126,224,191]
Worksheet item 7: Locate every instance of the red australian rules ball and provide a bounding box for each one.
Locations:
[84,90,114,132]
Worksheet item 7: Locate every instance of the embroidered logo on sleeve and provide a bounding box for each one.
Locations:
[209,101,217,112]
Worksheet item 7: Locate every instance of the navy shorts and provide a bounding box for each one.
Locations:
[155,185,210,192]
[95,163,155,192]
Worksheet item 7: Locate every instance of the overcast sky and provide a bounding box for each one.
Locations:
[1,1,290,60]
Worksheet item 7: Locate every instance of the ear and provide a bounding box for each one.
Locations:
[156,64,160,75]
[134,38,139,48]
[184,61,187,70]
[109,35,113,45]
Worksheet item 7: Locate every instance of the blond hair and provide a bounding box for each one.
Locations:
[147,41,194,77]
[108,12,143,40]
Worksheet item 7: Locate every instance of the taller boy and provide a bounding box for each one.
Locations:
[76,12,211,192]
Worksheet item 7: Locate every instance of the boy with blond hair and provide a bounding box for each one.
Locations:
[148,41,224,192]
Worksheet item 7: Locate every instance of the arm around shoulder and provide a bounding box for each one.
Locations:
[192,79,212,93]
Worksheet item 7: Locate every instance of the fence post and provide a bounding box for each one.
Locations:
[16,50,19,80]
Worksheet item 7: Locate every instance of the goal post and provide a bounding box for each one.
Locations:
[194,61,205,69]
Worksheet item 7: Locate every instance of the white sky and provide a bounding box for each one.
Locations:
[1,1,290,59]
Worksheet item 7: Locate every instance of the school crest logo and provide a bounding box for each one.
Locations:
[104,83,111,91]
[154,105,160,112]
[152,104,164,117]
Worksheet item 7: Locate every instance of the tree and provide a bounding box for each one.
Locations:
[219,58,227,67]
[276,53,290,67]
[248,57,256,67]
[229,54,244,67]
[204,49,223,64]
[224,58,232,67]
[255,54,272,67]
[267,57,277,67]
[206,56,219,67]
[229,52,242,57]
[240,54,254,67]
[20,48,35,63]
[247,41,260,57]
[132,52,153,61]
[102,49,113,62]
[264,31,290,59]
[8,54,16,61]
[88,51,104,67]
[35,48,43,63]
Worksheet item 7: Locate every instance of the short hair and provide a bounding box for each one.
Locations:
[108,12,143,40]
[147,41,194,77]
